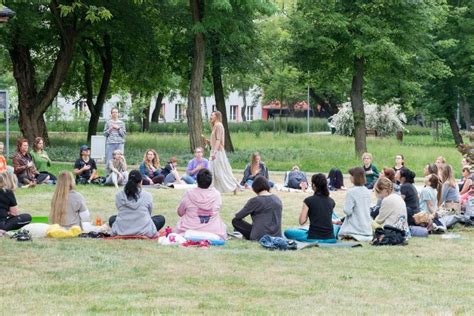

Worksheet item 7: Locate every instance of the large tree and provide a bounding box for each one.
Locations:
[0,1,111,144]
[289,0,449,156]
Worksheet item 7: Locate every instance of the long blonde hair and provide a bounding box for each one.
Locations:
[442,164,457,188]
[143,149,160,169]
[211,111,223,127]
[0,172,17,191]
[50,171,75,225]
[250,152,260,175]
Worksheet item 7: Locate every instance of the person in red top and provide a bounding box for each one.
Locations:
[0,142,8,173]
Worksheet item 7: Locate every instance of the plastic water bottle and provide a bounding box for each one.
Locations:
[95,216,102,226]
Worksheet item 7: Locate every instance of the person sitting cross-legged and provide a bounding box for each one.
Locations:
[0,172,31,231]
[232,176,282,241]
[109,170,165,237]
[73,145,99,184]
[181,147,209,185]
[284,173,337,243]
[174,168,226,240]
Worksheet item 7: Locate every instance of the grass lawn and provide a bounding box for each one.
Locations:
[1,182,473,314]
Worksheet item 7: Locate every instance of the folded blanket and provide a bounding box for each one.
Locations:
[104,234,159,240]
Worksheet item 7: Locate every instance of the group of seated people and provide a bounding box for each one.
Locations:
[1,137,473,244]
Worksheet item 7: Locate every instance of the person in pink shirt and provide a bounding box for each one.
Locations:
[174,168,226,240]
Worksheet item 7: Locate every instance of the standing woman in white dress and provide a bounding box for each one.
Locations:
[208,111,239,193]
[104,107,126,171]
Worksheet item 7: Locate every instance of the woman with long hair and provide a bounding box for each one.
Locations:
[50,171,90,228]
[399,168,419,225]
[284,173,337,243]
[0,173,31,231]
[374,178,409,236]
[208,111,239,193]
[30,137,56,183]
[12,138,49,186]
[440,165,460,212]
[139,149,164,185]
[109,170,165,237]
[241,152,272,188]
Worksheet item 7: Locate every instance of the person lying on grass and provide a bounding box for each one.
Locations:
[0,172,31,232]
[109,170,165,237]
[284,173,337,243]
[50,171,90,229]
[174,168,226,240]
[232,176,282,241]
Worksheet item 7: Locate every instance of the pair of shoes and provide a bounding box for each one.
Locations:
[10,229,32,241]
[432,222,447,234]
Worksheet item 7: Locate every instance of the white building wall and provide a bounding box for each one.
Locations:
[53,88,262,123]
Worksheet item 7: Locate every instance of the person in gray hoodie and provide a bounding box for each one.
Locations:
[109,170,165,237]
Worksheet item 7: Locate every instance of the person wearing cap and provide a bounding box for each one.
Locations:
[73,145,98,184]
[104,107,126,172]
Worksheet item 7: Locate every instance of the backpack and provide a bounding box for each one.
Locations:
[371,225,407,246]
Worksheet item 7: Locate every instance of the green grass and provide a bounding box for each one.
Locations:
[2,184,473,314]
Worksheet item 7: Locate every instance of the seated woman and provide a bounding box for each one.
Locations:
[440,164,461,213]
[109,170,165,237]
[0,142,13,174]
[232,176,282,240]
[284,173,337,243]
[382,167,400,193]
[73,145,99,184]
[362,152,379,189]
[139,149,164,185]
[174,169,226,240]
[419,174,439,216]
[399,168,419,225]
[0,172,31,231]
[49,171,90,229]
[393,154,407,180]
[284,165,308,190]
[105,149,128,188]
[162,157,183,185]
[241,152,273,188]
[374,178,409,236]
[338,167,372,241]
[30,137,56,183]
[327,168,345,190]
[458,167,472,195]
[12,138,49,186]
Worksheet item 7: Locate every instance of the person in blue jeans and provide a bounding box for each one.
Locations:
[284,173,337,243]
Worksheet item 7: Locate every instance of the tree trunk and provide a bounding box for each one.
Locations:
[210,34,234,152]
[448,113,463,145]
[84,34,113,142]
[9,2,77,145]
[187,0,205,152]
[151,92,164,123]
[241,90,247,122]
[142,103,150,132]
[350,57,367,157]
[460,96,471,131]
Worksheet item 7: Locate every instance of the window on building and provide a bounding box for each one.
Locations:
[230,105,238,121]
[246,106,255,121]
[175,103,184,120]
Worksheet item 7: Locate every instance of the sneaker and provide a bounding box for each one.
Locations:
[10,229,32,241]
[227,231,243,239]
[432,222,447,234]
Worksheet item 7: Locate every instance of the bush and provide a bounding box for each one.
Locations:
[331,102,406,136]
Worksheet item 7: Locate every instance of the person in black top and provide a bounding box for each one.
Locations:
[73,145,99,184]
[399,168,420,225]
[284,173,337,243]
[0,173,31,231]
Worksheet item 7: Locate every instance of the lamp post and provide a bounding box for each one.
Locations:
[0,5,15,23]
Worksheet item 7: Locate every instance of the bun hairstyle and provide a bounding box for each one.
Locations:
[125,170,142,201]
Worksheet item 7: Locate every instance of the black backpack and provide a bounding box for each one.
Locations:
[372,225,407,246]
